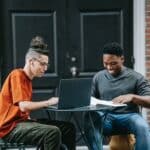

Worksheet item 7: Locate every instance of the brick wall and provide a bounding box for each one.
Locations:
[146,0,150,124]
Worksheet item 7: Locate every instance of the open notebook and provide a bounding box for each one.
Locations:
[90,96,127,107]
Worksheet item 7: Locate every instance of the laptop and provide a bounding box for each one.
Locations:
[49,78,92,109]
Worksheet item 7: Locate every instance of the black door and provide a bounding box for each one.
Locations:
[66,0,133,76]
[0,0,133,118]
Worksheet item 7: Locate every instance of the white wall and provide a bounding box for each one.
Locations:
[134,0,147,119]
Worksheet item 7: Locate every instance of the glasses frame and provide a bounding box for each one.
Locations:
[33,58,50,68]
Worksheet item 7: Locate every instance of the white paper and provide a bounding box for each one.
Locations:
[90,96,127,107]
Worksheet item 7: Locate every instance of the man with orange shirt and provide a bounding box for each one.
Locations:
[0,36,75,150]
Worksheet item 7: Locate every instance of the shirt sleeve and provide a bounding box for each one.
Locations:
[136,75,150,96]
[10,71,32,104]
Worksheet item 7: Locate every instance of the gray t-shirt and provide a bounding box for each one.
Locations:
[92,67,150,113]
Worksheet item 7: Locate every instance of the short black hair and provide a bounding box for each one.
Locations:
[29,36,49,56]
[102,42,124,56]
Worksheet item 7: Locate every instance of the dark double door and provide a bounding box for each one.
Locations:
[0,0,133,118]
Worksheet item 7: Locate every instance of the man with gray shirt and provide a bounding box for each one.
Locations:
[84,42,150,150]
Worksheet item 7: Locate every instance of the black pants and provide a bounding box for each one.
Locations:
[3,119,76,150]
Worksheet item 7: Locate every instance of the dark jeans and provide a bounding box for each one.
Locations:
[3,120,76,150]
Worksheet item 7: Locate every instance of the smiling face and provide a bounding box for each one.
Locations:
[103,54,124,76]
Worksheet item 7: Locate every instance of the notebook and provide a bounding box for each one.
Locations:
[49,78,92,109]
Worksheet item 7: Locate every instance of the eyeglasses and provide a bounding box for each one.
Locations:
[33,58,50,67]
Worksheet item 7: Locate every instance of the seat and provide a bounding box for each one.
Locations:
[109,134,135,150]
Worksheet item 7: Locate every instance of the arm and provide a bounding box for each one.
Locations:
[113,72,150,108]
[19,97,58,112]
[112,94,150,108]
[132,95,150,107]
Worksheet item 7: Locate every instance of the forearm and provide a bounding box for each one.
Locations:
[132,95,150,108]
[19,100,52,112]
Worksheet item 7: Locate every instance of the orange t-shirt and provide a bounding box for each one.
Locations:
[0,69,32,137]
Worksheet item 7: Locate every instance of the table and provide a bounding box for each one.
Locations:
[45,105,109,149]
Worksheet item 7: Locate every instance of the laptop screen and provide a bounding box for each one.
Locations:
[58,78,92,109]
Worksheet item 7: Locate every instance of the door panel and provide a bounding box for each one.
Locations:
[66,0,133,78]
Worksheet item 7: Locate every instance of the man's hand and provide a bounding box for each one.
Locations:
[112,94,134,104]
[47,97,59,106]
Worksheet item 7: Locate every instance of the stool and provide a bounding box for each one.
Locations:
[109,134,135,150]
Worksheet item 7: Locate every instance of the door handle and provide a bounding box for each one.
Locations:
[70,66,78,77]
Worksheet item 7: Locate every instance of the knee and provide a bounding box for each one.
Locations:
[133,123,149,134]
[52,126,61,136]
[47,126,61,140]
